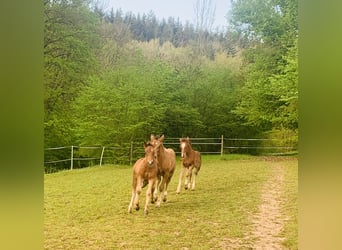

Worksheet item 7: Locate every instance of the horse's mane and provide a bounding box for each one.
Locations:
[180,138,192,147]
[180,138,187,142]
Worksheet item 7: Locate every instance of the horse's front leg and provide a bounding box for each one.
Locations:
[151,180,156,204]
[185,166,193,190]
[176,165,185,194]
[156,177,166,208]
[153,175,160,203]
[134,176,142,211]
[162,174,171,202]
[144,179,155,215]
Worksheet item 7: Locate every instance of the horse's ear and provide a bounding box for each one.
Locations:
[179,138,182,142]
[186,136,190,141]
[150,134,155,141]
[159,134,165,142]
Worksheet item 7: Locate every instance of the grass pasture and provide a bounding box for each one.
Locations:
[44,155,297,249]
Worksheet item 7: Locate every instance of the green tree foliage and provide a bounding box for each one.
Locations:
[230,0,297,46]
[230,0,298,131]
[72,59,171,145]
[44,0,100,147]
[44,0,298,164]
[268,40,298,129]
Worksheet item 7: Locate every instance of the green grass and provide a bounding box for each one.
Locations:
[44,156,297,249]
[219,153,256,161]
[280,159,298,249]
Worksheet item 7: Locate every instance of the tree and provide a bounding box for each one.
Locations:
[193,0,216,57]
[230,0,298,132]
[230,0,297,46]
[268,39,298,130]
[44,0,100,147]
[44,0,298,158]
[96,15,132,71]
[71,58,175,145]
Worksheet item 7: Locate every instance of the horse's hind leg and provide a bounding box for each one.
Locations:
[128,177,137,213]
[191,167,199,191]
[128,190,136,213]
[191,159,201,191]
[141,179,148,188]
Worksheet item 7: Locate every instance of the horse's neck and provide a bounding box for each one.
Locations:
[141,158,148,168]
[134,158,146,172]
[186,144,193,156]
[158,144,166,157]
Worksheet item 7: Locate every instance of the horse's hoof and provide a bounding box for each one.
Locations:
[144,210,149,216]
[135,206,140,211]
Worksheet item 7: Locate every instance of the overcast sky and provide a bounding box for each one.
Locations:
[106,0,231,30]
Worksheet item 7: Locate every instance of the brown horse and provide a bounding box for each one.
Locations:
[128,142,158,215]
[150,134,176,207]
[176,137,201,193]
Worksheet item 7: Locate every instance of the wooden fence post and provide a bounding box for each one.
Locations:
[220,135,224,156]
[70,145,74,170]
[100,146,105,166]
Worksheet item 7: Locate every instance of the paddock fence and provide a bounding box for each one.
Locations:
[44,136,297,173]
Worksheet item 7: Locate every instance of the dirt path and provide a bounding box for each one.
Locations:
[250,164,285,249]
[219,163,286,249]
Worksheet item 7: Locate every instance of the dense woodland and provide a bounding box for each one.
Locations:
[44,0,298,168]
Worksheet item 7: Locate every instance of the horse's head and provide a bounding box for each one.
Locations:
[150,134,164,155]
[144,141,157,167]
[179,137,190,158]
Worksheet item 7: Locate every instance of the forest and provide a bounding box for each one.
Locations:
[44,0,298,169]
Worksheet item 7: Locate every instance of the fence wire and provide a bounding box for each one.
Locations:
[44,137,297,173]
